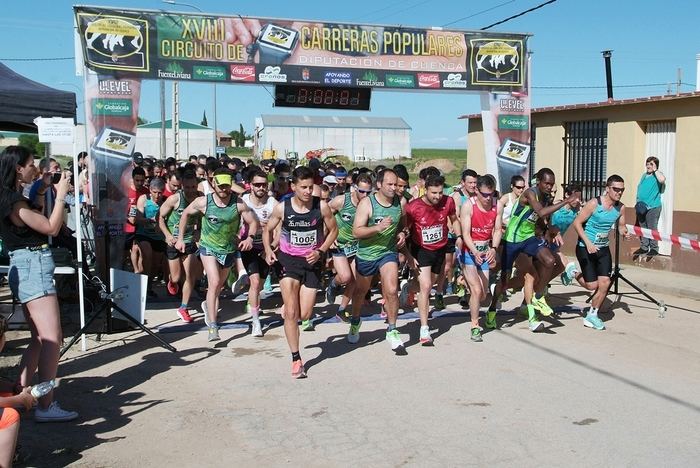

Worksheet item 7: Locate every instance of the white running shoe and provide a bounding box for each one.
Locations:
[34,401,78,423]
[386,329,405,352]
[251,317,263,337]
[419,325,433,346]
[201,301,210,327]
[231,272,250,295]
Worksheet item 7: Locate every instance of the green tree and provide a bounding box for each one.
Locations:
[228,124,249,148]
[18,134,46,156]
[137,116,149,125]
[201,111,208,127]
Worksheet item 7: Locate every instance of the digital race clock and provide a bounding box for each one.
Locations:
[274,85,371,110]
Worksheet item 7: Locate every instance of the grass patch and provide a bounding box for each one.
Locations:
[411,148,467,162]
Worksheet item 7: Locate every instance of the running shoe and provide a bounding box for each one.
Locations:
[459,295,469,308]
[528,319,545,332]
[561,262,579,286]
[301,319,315,331]
[531,295,554,317]
[336,309,351,323]
[208,326,220,342]
[34,401,79,423]
[291,360,307,379]
[263,275,273,292]
[470,327,483,342]
[231,272,250,295]
[386,329,405,352]
[399,281,409,307]
[518,304,529,317]
[325,280,342,305]
[176,306,193,323]
[251,317,263,337]
[485,310,497,329]
[347,319,362,344]
[455,283,466,298]
[434,294,445,311]
[419,325,433,346]
[583,313,605,330]
[167,280,180,296]
[201,301,211,327]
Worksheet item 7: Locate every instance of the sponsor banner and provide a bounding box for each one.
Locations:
[74,6,528,91]
[91,98,133,116]
[230,64,255,82]
[417,73,439,88]
[480,55,532,192]
[386,73,415,88]
[193,65,227,81]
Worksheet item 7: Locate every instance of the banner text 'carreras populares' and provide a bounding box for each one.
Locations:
[74,6,529,92]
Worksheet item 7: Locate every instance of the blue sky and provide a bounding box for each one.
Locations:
[2,0,698,149]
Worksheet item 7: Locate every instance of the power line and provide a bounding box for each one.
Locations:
[373,0,433,22]
[481,0,558,30]
[0,56,74,62]
[442,0,517,27]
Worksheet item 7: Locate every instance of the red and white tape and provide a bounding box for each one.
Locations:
[626,224,700,253]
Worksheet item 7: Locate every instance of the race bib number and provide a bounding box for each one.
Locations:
[290,230,317,247]
[474,240,490,252]
[421,225,443,244]
[128,205,137,217]
[594,232,610,247]
[342,242,358,257]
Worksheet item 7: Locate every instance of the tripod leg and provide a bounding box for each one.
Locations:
[615,273,662,307]
[60,301,109,358]
[110,302,177,352]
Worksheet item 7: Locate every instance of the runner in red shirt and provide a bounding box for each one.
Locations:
[459,175,503,342]
[403,174,461,345]
[124,167,148,270]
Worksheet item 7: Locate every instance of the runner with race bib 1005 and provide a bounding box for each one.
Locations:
[263,166,338,379]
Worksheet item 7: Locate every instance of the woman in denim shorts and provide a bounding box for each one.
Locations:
[0,146,78,422]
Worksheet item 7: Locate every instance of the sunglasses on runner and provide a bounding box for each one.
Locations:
[513,185,525,189]
[252,182,267,188]
[610,187,625,193]
[355,185,372,194]
[479,190,494,198]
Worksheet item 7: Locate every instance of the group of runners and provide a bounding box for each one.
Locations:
[128,155,631,379]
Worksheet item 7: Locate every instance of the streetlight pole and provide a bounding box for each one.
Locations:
[162,0,218,157]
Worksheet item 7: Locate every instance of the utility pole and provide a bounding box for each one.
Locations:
[160,80,166,159]
[173,82,180,159]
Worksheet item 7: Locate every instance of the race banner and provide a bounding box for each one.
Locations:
[84,70,142,274]
[74,6,528,92]
[480,55,532,191]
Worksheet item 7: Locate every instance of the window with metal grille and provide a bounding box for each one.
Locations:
[563,120,607,200]
[529,123,537,181]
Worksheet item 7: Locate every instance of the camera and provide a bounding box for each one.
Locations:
[51,172,62,184]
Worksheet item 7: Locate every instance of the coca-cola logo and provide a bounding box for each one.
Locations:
[417,73,440,88]
[230,64,255,82]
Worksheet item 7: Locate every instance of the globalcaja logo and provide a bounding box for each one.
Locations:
[193,65,226,81]
[324,71,352,85]
[442,73,467,88]
[230,64,255,82]
[498,115,529,130]
[386,74,415,88]
[356,71,384,87]
[417,73,440,88]
[92,98,132,116]
[259,65,287,83]
[157,62,192,80]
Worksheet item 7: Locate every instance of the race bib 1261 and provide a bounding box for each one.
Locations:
[421,225,443,244]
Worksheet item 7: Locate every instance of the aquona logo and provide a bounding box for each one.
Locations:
[259,65,287,83]
[157,62,192,79]
[193,65,226,81]
[356,71,384,87]
[442,73,467,88]
[84,17,143,59]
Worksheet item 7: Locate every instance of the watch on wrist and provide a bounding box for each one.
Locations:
[496,138,530,192]
[254,23,299,65]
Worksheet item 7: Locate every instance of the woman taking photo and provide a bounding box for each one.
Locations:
[0,146,78,422]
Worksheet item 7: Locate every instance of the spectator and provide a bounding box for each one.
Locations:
[634,156,666,258]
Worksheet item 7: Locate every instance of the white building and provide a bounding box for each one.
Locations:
[256,115,411,162]
[46,119,215,159]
